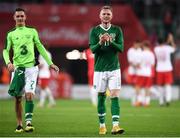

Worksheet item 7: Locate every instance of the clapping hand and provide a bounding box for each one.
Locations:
[99,33,112,45]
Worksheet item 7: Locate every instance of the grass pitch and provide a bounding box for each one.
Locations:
[0,98,180,137]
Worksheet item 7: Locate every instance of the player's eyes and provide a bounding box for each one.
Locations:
[16,15,24,18]
[103,13,110,16]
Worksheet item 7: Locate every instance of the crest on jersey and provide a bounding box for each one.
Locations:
[109,33,116,41]
[25,34,31,39]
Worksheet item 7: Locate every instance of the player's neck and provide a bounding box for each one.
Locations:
[16,23,25,27]
[101,22,111,29]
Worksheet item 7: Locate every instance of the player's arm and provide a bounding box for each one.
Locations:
[127,49,133,64]
[3,33,14,72]
[151,52,155,66]
[33,29,53,65]
[110,27,124,52]
[167,33,176,49]
[127,50,137,67]
[89,28,101,53]
[33,29,59,72]
[3,33,12,65]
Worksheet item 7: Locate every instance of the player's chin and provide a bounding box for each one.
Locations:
[103,20,110,24]
[17,21,24,24]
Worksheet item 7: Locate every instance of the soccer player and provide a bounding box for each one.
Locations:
[89,5,124,135]
[81,48,97,106]
[38,50,56,107]
[127,40,142,106]
[154,33,176,106]
[3,8,59,133]
[136,40,155,106]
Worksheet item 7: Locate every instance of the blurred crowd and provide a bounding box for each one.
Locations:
[0,0,179,41]
[0,52,10,84]
[0,0,180,85]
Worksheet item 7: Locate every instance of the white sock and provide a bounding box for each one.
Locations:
[26,120,31,125]
[165,85,171,103]
[137,90,144,104]
[150,86,159,98]
[46,87,55,105]
[145,96,150,105]
[90,86,97,106]
[39,90,47,106]
[113,121,119,127]
[132,91,138,105]
[158,86,164,105]
[100,123,106,128]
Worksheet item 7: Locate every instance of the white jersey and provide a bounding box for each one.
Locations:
[38,51,52,78]
[154,45,175,72]
[127,47,142,75]
[137,50,155,77]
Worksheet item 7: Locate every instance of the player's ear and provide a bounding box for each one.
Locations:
[13,14,16,20]
[24,14,27,20]
[110,11,113,19]
[99,10,102,19]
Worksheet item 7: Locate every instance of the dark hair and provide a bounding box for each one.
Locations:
[142,40,151,47]
[101,5,112,11]
[15,8,25,12]
[158,37,165,44]
[135,39,141,43]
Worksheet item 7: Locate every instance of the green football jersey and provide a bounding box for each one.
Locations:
[3,26,53,67]
[89,24,124,71]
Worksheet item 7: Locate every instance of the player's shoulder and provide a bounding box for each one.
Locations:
[90,25,101,34]
[111,24,122,30]
[164,44,175,52]
[26,26,37,31]
[91,25,101,30]
[26,26,39,36]
[6,27,16,35]
[154,45,161,50]
[127,47,133,52]
[155,44,170,49]
[164,44,173,48]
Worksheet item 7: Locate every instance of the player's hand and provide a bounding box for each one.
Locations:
[135,64,140,69]
[38,64,43,69]
[109,35,113,42]
[99,33,111,45]
[167,33,176,48]
[50,64,59,73]
[99,35,104,45]
[103,33,110,40]
[7,62,15,72]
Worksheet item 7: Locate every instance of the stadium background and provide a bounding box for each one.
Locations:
[0,0,180,83]
[0,0,180,137]
[0,0,180,99]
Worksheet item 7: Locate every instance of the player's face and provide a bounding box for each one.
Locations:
[14,11,26,26]
[134,42,141,49]
[99,9,113,24]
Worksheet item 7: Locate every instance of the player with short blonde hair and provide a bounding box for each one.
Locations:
[89,5,124,135]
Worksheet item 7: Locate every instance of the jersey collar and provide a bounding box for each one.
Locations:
[100,24,111,31]
[16,26,25,30]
